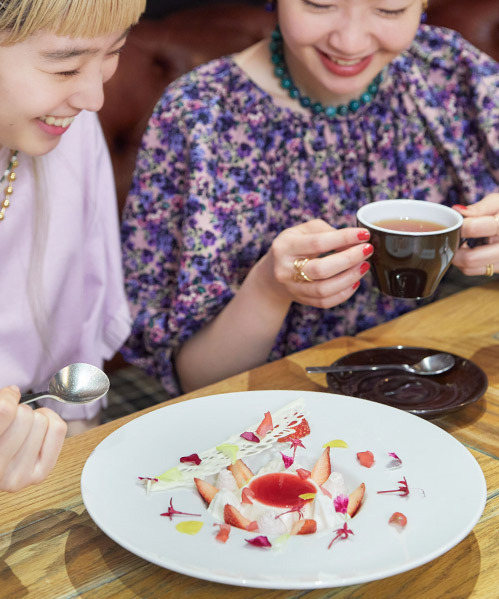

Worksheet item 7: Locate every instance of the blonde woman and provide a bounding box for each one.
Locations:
[0,0,145,492]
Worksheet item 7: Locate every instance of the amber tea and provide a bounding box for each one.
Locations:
[373,218,446,233]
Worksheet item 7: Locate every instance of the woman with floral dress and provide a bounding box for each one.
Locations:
[122,0,498,395]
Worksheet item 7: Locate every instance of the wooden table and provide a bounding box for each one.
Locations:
[2,283,498,599]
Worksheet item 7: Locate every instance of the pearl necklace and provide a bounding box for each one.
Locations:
[0,150,19,222]
[270,26,382,118]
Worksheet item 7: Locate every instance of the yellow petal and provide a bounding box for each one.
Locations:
[298,493,316,500]
[157,467,183,482]
[323,439,349,448]
[175,521,204,535]
[216,444,239,464]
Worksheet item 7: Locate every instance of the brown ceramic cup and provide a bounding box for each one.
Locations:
[357,199,463,299]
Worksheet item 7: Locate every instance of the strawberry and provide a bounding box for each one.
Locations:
[278,418,311,443]
[310,446,331,486]
[223,504,258,531]
[296,468,311,480]
[241,487,255,505]
[228,459,254,488]
[290,519,317,535]
[255,411,273,437]
[357,451,375,468]
[214,523,231,543]
[347,482,365,517]
[389,512,407,527]
[194,477,219,505]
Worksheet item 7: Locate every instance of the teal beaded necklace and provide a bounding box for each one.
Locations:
[270,26,382,118]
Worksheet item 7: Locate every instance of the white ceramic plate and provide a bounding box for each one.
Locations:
[81,390,486,589]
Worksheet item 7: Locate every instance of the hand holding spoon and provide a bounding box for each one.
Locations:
[20,363,110,405]
[306,353,455,376]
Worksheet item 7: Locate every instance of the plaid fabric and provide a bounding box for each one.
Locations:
[103,365,171,423]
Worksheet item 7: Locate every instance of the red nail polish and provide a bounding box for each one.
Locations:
[454,204,467,210]
[352,281,360,290]
[357,230,370,241]
[363,244,373,256]
[360,262,370,275]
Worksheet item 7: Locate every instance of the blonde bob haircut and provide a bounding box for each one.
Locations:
[0,0,146,44]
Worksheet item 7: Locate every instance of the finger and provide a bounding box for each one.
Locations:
[302,243,373,282]
[0,404,34,482]
[277,227,370,258]
[33,408,67,484]
[1,410,50,491]
[0,386,21,436]
[452,244,499,273]
[460,214,499,239]
[454,193,499,218]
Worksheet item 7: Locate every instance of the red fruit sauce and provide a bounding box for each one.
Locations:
[249,472,316,508]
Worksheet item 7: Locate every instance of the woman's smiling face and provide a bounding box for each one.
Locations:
[0,29,127,156]
[277,0,423,105]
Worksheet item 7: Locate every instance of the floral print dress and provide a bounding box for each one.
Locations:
[122,26,499,395]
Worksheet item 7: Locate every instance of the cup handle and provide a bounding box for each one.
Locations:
[460,237,488,248]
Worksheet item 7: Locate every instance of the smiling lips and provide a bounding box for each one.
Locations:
[318,50,373,77]
[37,114,76,136]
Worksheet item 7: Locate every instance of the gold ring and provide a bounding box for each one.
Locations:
[485,264,494,277]
[293,257,314,283]
[493,213,499,236]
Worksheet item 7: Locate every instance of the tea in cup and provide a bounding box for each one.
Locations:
[356,199,463,299]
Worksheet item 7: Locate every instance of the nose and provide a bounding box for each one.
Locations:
[70,72,105,113]
[328,14,371,56]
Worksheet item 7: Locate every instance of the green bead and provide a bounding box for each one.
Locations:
[368,83,378,95]
[337,105,348,116]
[269,40,280,52]
[312,102,324,114]
[360,92,371,105]
[281,78,292,89]
[274,66,285,77]
[325,105,337,117]
[289,88,300,99]
[271,28,282,40]
[300,96,312,108]
[271,53,283,65]
[349,100,361,113]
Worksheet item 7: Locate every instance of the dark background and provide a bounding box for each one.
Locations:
[144,0,264,19]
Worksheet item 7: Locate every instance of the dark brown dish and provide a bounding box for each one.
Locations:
[326,346,488,418]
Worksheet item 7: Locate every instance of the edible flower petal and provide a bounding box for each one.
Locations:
[216,444,239,464]
[138,476,158,482]
[298,493,316,500]
[323,439,348,448]
[255,411,273,437]
[377,476,410,497]
[272,533,290,550]
[328,523,354,549]
[158,467,183,483]
[214,523,231,543]
[386,452,403,470]
[175,521,204,535]
[179,453,202,465]
[356,451,375,468]
[160,498,201,521]
[240,431,260,443]
[280,452,294,469]
[245,535,272,548]
[333,494,349,514]
[276,499,306,520]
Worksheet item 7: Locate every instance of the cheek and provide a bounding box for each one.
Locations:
[378,23,421,54]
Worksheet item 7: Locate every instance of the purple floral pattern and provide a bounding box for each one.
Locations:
[122,26,499,395]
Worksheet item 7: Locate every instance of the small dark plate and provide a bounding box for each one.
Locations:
[326,346,488,418]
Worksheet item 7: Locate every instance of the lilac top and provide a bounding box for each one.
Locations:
[122,26,499,396]
[1,111,131,420]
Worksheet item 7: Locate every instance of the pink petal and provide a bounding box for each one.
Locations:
[179,453,202,465]
[245,535,272,548]
[280,452,294,469]
[240,431,260,443]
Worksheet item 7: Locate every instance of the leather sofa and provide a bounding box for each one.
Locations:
[99,0,499,215]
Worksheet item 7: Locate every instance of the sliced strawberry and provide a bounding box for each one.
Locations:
[241,487,255,505]
[223,504,258,531]
[278,418,311,443]
[214,523,231,543]
[194,477,219,505]
[228,458,254,488]
[389,512,407,527]
[290,518,317,535]
[310,446,331,486]
[296,468,311,480]
[256,411,273,437]
[347,482,365,517]
[357,451,375,468]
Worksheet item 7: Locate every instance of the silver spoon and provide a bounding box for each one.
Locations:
[20,363,110,405]
[306,353,456,376]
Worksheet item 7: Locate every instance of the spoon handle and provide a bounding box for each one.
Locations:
[306,364,407,374]
[20,392,60,405]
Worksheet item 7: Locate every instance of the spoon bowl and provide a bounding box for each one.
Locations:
[306,352,456,376]
[20,363,110,406]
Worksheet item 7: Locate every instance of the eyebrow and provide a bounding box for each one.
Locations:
[40,29,129,62]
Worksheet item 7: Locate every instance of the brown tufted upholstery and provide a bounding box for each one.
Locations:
[99,0,499,215]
